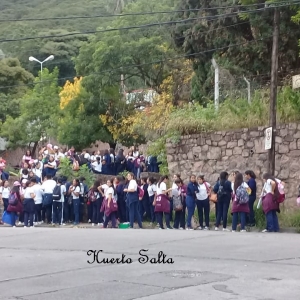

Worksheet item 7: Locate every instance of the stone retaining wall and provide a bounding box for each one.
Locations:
[166,123,300,205]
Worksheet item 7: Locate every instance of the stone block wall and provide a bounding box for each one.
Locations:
[166,123,300,205]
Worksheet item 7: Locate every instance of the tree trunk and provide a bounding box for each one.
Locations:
[31,141,39,158]
[109,142,117,150]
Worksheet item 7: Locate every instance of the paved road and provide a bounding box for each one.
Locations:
[1,228,300,300]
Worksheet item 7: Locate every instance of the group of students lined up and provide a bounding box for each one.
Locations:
[19,144,161,182]
[2,168,284,232]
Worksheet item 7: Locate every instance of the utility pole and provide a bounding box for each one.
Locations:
[268,7,279,175]
[212,58,219,111]
[243,76,251,104]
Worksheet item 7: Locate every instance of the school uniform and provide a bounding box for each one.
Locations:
[126,180,142,228]
[155,182,171,229]
[147,184,157,223]
[72,186,81,225]
[173,185,187,229]
[196,182,211,229]
[186,182,199,229]
[247,177,257,226]
[116,183,126,223]
[23,187,35,227]
[52,184,66,225]
[101,187,118,228]
[32,183,43,222]
[139,183,150,221]
[41,179,56,224]
[0,186,11,212]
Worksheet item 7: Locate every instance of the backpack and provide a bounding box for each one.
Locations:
[217,183,227,198]
[72,160,79,171]
[8,192,18,206]
[53,185,61,201]
[236,185,249,204]
[138,186,144,200]
[88,189,98,202]
[173,194,183,211]
[276,180,285,203]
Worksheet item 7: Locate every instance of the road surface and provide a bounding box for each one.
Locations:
[1,228,300,300]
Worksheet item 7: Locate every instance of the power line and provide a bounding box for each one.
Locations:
[4,21,251,58]
[0,0,298,22]
[0,4,296,43]
[0,36,272,90]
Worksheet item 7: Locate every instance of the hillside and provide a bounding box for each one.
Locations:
[0,0,126,78]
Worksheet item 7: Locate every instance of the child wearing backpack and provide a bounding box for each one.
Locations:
[52,178,66,226]
[261,174,280,233]
[231,173,250,232]
[100,179,118,228]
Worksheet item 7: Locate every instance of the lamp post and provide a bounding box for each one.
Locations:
[29,55,54,80]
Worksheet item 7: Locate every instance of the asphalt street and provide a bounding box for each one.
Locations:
[1,227,300,300]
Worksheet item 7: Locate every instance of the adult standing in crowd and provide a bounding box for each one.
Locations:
[196,175,211,230]
[186,175,199,230]
[41,175,56,224]
[124,173,142,229]
[245,170,257,227]
[213,172,232,231]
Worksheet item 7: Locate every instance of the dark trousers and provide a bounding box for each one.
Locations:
[216,200,230,228]
[232,212,246,230]
[156,212,170,229]
[169,199,173,222]
[19,212,24,223]
[266,210,279,232]
[24,212,34,227]
[79,196,85,222]
[64,200,73,222]
[117,199,127,223]
[186,198,195,228]
[247,196,256,225]
[92,198,103,224]
[149,195,156,223]
[44,205,52,224]
[73,198,80,224]
[87,203,93,221]
[3,198,8,212]
[53,201,62,224]
[196,199,210,228]
[103,212,117,228]
[139,198,151,221]
[180,202,186,229]
[129,201,142,228]
[174,210,184,229]
[35,203,42,222]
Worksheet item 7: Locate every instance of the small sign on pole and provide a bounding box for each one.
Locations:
[292,75,300,90]
[265,127,272,150]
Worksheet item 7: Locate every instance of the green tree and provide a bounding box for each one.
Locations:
[1,68,61,154]
[172,0,300,103]
[0,57,34,122]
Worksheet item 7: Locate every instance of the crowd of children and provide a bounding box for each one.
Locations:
[1,149,286,232]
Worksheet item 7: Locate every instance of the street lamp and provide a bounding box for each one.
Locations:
[29,55,54,79]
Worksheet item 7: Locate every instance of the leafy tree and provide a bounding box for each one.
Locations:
[0,57,34,122]
[1,68,61,154]
[172,0,300,103]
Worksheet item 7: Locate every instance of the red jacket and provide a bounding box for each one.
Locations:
[154,194,170,213]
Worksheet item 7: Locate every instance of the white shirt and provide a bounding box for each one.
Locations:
[101,184,109,195]
[47,161,57,169]
[105,186,114,198]
[84,153,91,160]
[171,182,179,196]
[32,168,42,178]
[147,184,157,197]
[90,155,96,162]
[133,151,139,158]
[92,161,102,172]
[196,182,211,200]
[72,186,81,199]
[264,179,274,194]
[110,154,115,163]
[128,180,138,191]
[156,182,167,195]
[32,184,44,204]
[0,187,10,198]
[56,152,65,160]
[24,187,35,199]
[59,185,67,202]
[42,179,57,194]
